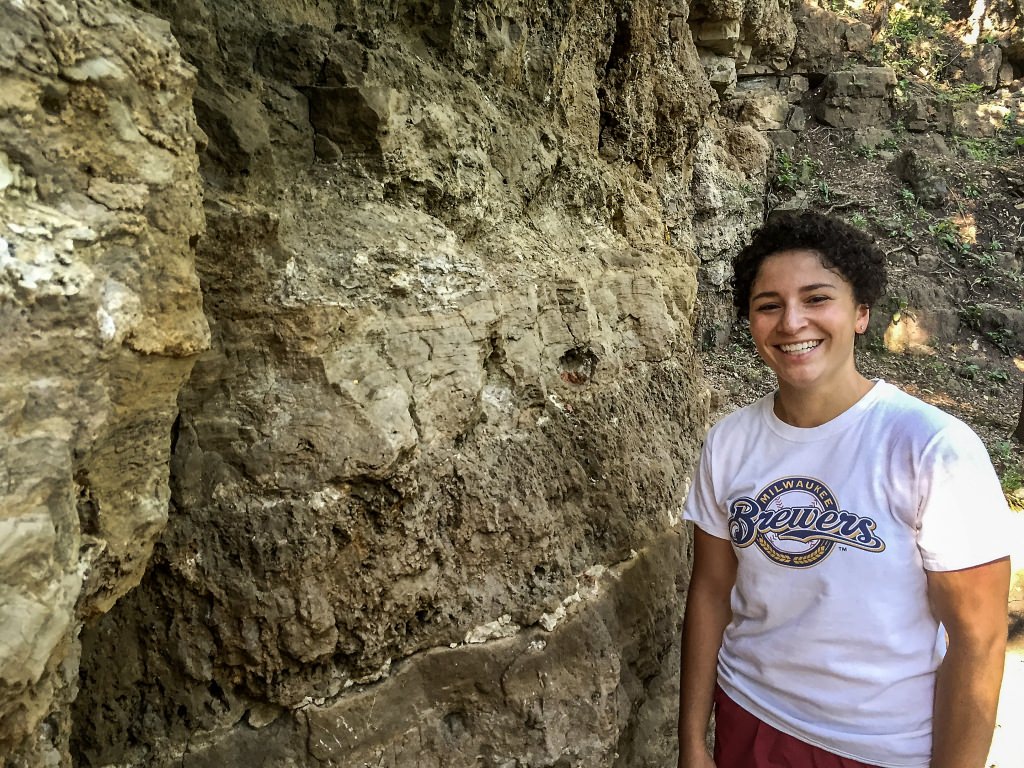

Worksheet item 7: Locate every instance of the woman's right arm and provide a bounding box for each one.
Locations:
[678,527,738,768]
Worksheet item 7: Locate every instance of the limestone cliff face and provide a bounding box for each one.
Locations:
[1,1,776,766]
[0,1,207,764]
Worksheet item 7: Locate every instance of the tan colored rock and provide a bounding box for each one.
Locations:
[701,50,739,93]
[999,62,1015,86]
[0,0,208,763]
[904,95,955,133]
[4,0,786,765]
[738,90,793,130]
[791,1,846,71]
[689,122,770,348]
[844,22,873,53]
[696,19,742,56]
[68,3,727,767]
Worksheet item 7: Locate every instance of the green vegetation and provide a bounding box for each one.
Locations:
[879,0,951,80]
[984,328,1013,353]
[992,441,1024,495]
[929,218,969,253]
[956,362,982,380]
[952,137,1000,162]
[959,303,984,331]
[774,152,818,192]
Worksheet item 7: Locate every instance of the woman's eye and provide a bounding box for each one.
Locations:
[754,303,780,312]
[808,295,831,304]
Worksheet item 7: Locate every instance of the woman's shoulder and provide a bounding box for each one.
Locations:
[871,380,979,445]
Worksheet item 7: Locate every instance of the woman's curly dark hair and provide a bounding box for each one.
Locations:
[733,212,887,319]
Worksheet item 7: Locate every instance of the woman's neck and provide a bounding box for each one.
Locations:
[773,374,875,428]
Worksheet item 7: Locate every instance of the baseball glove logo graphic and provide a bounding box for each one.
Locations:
[728,476,886,568]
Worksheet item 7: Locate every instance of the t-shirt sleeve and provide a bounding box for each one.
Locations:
[681,436,731,540]
[915,422,1012,571]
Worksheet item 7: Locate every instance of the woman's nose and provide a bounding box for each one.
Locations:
[779,304,806,333]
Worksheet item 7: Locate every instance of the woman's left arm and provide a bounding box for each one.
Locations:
[926,557,1011,768]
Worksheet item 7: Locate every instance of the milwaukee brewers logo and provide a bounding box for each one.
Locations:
[728,476,885,568]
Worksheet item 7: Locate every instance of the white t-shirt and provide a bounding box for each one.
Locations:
[682,380,1011,768]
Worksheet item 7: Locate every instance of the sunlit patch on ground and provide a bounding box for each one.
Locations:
[988,641,1024,768]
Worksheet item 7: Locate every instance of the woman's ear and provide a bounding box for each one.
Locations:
[855,305,870,335]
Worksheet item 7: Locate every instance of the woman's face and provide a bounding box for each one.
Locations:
[747,249,869,395]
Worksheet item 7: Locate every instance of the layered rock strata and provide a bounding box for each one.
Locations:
[64,1,770,766]
[0,0,207,764]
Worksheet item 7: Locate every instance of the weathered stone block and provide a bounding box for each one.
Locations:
[964,43,1002,90]
[787,106,807,131]
[700,51,737,94]
[786,74,810,103]
[305,85,404,159]
[817,67,896,129]
[844,23,872,53]
[891,149,948,208]
[904,95,955,133]
[738,91,792,130]
[999,62,1015,86]
[827,66,896,99]
[696,19,741,56]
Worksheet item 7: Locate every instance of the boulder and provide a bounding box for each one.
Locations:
[816,67,896,129]
[891,149,949,208]
[964,43,1003,90]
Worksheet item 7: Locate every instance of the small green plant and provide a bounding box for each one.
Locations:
[929,219,967,252]
[1002,465,1024,494]
[970,249,998,270]
[773,153,818,192]
[959,303,983,331]
[984,328,1013,353]
[956,362,982,380]
[962,182,981,199]
[775,152,798,190]
[881,212,915,240]
[940,82,986,103]
[991,441,1024,494]
[953,137,998,161]
[850,212,868,229]
[891,295,911,323]
[987,369,1010,383]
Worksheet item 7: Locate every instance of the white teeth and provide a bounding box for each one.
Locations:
[779,340,821,353]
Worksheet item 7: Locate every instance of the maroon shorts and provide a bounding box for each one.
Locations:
[713,686,879,768]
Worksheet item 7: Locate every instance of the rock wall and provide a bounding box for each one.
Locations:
[0,0,781,766]
[0,1,208,764]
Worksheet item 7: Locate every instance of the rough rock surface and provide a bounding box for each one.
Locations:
[60,1,770,767]
[0,0,207,764]
[13,0,1022,765]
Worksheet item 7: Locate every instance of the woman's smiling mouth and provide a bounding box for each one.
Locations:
[778,340,822,354]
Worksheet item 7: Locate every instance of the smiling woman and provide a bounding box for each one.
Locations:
[677,212,1012,768]
[747,250,871,426]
